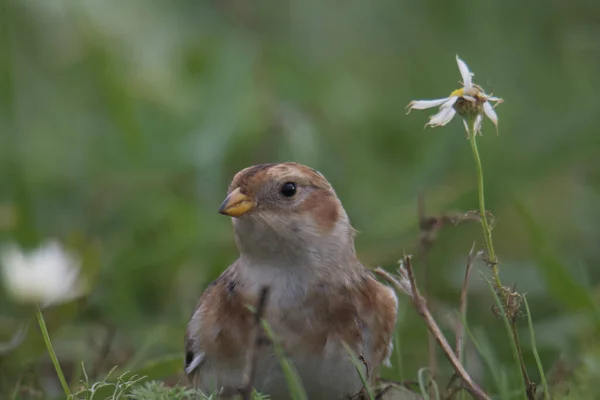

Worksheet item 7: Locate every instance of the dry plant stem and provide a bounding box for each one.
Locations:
[444,376,462,400]
[417,194,438,386]
[456,244,477,366]
[240,287,270,400]
[511,321,535,399]
[375,262,490,400]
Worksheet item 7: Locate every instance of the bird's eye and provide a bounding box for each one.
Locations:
[280,182,297,197]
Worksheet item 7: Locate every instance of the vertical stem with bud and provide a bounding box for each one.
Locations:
[35,308,70,397]
[466,118,535,399]
[466,119,502,290]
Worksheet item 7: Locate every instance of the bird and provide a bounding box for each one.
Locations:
[185,162,398,399]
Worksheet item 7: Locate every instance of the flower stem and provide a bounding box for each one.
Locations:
[467,125,502,291]
[35,307,70,397]
[467,120,535,399]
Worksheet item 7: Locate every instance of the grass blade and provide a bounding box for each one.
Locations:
[455,311,505,399]
[417,367,440,400]
[393,300,408,381]
[523,296,549,400]
[260,319,307,400]
[342,342,375,400]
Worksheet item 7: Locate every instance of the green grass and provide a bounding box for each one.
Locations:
[524,296,549,400]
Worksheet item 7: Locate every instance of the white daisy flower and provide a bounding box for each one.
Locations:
[406,55,503,136]
[1,240,85,307]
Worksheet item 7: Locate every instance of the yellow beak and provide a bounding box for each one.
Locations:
[218,188,255,217]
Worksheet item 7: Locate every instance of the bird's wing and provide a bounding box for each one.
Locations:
[301,273,398,376]
[184,261,253,379]
[356,275,399,372]
[184,288,211,377]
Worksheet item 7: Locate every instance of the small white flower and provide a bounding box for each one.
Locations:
[406,55,503,136]
[1,240,85,307]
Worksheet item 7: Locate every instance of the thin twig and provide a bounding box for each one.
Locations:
[417,195,477,256]
[511,321,536,400]
[240,287,270,400]
[455,244,478,365]
[443,374,462,400]
[417,193,438,387]
[417,196,482,400]
[375,257,490,400]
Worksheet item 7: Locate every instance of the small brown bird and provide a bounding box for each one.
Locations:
[185,162,398,399]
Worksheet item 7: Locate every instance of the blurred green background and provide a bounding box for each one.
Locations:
[1,0,599,398]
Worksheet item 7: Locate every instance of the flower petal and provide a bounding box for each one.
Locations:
[456,55,474,90]
[483,101,498,125]
[427,106,456,127]
[441,96,459,108]
[462,119,470,137]
[486,95,503,103]
[406,98,451,113]
[473,114,484,135]
[483,101,499,134]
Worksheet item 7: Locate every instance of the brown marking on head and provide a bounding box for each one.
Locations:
[228,163,276,195]
[229,163,330,190]
[267,162,331,182]
[297,190,340,233]
[265,163,332,189]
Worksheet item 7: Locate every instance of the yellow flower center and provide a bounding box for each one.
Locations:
[450,88,464,97]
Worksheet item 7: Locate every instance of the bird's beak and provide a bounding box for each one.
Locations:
[218,188,256,217]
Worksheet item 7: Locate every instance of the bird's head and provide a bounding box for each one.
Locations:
[219,163,358,268]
